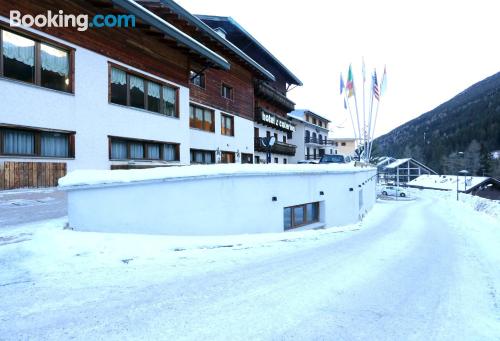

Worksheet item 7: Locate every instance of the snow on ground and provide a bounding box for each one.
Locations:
[0,190,499,339]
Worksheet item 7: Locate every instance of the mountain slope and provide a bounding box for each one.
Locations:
[374,72,500,175]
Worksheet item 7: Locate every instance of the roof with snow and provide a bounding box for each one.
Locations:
[59,163,375,189]
[407,174,498,192]
[383,158,437,174]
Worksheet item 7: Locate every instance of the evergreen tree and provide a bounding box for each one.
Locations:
[479,143,493,176]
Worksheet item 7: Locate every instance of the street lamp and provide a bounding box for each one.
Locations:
[457,169,469,201]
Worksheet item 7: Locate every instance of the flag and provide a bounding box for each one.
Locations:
[362,57,366,83]
[372,70,380,100]
[340,73,345,95]
[346,65,354,97]
[380,65,387,95]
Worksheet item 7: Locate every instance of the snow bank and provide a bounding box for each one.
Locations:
[459,194,500,219]
[58,163,372,188]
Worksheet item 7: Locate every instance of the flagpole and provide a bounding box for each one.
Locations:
[343,91,358,142]
[368,66,386,160]
[368,99,380,160]
[366,73,375,162]
[352,83,362,160]
[362,58,367,162]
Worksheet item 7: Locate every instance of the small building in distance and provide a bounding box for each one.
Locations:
[327,137,358,157]
[378,158,437,185]
[287,110,330,163]
[408,174,500,200]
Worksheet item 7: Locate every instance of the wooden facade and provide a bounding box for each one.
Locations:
[189,63,254,120]
[0,0,196,86]
[0,161,66,190]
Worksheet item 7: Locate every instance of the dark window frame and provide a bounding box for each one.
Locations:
[220,151,235,164]
[221,83,233,100]
[190,148,215,164]
[0,124,75,159]
[221,113,235,136]
[108,136,179,162]
[189,70,205,89]
[284,202,320,230]
[108,63,179,118]
[0,25,74,93]
[189,103,215,132]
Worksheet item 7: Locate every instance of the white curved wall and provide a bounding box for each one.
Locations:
[66,167,377,235]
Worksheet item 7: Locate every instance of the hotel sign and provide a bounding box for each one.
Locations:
[260,110,295,132]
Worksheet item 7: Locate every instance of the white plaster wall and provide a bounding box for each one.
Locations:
[66,168,377,235]
[0,20,190,170]
[189,102,254,162]
[288,120,306,163]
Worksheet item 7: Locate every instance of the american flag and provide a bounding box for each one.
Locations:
[372,70,380,100]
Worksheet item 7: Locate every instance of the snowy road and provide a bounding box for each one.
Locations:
[0,194,499,340]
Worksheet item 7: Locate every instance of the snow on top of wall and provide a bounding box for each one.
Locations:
[59,163,374,189]
[408,174,489,191]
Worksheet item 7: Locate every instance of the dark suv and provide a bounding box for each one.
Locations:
[319,154,350,164]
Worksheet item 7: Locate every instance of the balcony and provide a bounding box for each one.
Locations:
[305,136,334,146]
[254,81,296,112]
[254,137,297,156]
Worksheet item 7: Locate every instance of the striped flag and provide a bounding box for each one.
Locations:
[340,73,345,95]
[346,65,354,97]
[372,70,380,100]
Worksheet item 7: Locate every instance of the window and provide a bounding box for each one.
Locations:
[109,137,179,161]
[284,202,320,230]
[221,114,234,136]
[189,104,214,132]
[254,127,259,138]
[1,28,72,92]
[190,149,215,164]
[220,151,235,163]
[318,134,322,144]
[241,153,253,164]
[255,155,260,164]
[221,84,232,99]
[283,135,287,143]
[110,68,127,105]
[341,142,346,146]
[189,70,205,88]
[129,75,145,109]
[0,126,74,158]
[266,131,271,139]
[274,157,278,163]
[109,65,178,117]
[283,158,287,164]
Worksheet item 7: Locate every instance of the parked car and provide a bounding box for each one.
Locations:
[319,154,350,164]
[298,160,319,164]
[380,185,408,197]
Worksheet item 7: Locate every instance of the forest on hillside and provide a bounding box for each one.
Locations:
[373,72,500,177]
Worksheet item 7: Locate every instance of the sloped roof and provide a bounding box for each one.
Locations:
[408,174,496,192]
[383,158,437,174]
[112,0,229,70]
[196,15,302,86]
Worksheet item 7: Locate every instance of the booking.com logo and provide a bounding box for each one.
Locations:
[10,10,136,32]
